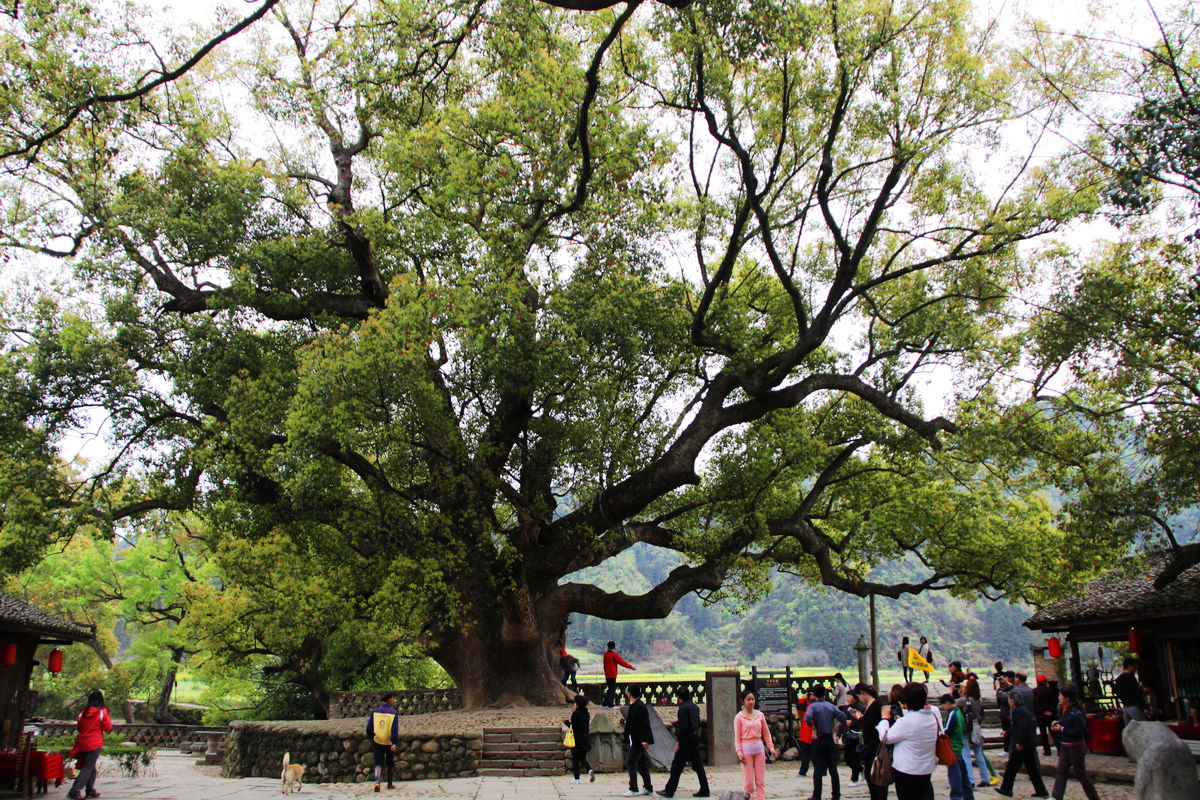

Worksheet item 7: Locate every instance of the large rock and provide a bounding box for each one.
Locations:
[1121,720,1200,800]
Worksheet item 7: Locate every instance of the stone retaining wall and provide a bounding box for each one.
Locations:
[36,722,220,749]
[223,719,482,782]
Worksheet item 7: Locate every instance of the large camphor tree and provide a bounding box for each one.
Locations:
[1,0,1110,706]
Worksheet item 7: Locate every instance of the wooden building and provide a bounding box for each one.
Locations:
[0,593,92,747]
[1024,559,1200,721]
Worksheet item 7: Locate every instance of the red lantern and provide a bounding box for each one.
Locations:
[47,649,63,674]
[0,643,16,667]
[1048,637,1062,659]
[1129,627,1142,656]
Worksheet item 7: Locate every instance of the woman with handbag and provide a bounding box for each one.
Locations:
[876,683,939,800]
[564,694,594,784]
[853,683,890,800]
[66,689,112,800]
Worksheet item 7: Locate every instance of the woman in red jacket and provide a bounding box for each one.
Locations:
[795,693,814,777]
[67,690,113,800]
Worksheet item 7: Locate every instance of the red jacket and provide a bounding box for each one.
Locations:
[74,706,113,753]
[603,650,634,679]
[797,700,814,744]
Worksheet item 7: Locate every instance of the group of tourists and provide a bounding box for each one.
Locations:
[555,641,1107,800]
[559,641,637,708]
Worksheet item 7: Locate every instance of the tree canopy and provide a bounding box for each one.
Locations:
[1014,3,1200,586]
[0,0,1130,706]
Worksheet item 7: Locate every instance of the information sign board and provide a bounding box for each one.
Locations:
[755,676,791,716]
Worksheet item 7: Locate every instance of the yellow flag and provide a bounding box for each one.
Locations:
[907,646,933,673]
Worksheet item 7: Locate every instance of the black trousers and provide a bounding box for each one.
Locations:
[571,744,593,780]
[999,746,1048,796]
[626,743,652,792]
[605,677,619,707]
[1050,743,1100,800]
[797,740,812,774]
[1036,717,1055,755]
[810,733,840,800]
[893,768,932,800]
[844,736,862,781]
[662,737,709,795]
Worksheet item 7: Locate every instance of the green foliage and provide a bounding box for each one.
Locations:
[0,0,1136,705]
[1106,5,1200,221]
[39,735,155,778]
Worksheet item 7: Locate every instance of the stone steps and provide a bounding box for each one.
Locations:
[480,726,569,777]
[478,767,561,777]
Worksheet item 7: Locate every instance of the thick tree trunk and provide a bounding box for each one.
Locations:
[431,596,571,708]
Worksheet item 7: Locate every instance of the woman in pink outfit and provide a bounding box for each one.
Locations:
[735,691,776,800]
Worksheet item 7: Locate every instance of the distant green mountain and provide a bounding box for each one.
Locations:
[565,545,1036,674]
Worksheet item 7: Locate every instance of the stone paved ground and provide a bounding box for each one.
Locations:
[71,751,1139,800]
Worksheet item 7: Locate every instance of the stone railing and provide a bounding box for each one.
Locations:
[327,689,462,720]
[330,672,842,721]
[223,720,480,782]
[577,680,708,707]
[35,722,225,749]
[786,674,842,700]
[574,675,840,711]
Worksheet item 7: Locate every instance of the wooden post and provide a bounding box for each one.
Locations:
[1069,637,1085,706]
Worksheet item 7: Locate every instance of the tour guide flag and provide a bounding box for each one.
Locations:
[907,646,934,673]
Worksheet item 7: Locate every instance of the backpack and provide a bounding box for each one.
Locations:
[372,711,396,745]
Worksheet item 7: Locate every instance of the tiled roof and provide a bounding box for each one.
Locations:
[1024,558,1200,630]
[0,592,93,641]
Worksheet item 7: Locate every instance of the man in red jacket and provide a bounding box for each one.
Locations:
[603,641,635,708]
[68,689,113,800]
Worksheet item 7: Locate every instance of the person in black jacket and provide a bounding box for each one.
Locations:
[1049,687,1100,800]
[565,694,595,783]
[996,692,1049,798]
[1032,676,1059,757]
[657,688,709,798]
[622,687,655,796]
[851,683,888,800]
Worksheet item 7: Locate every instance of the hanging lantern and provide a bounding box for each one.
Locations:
[0,643,16,667]
[1048,637,1063,659]
[1129,627,1142,656]
[47,648,63,674]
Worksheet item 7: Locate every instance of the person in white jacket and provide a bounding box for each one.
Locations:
[877,683,943,800]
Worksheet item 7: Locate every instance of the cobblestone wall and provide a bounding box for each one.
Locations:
[36,722,222,749]
[223,720,481,782]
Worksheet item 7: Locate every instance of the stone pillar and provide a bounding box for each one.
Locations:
[1030,644,1064,685]
[855,635,871,688]
[705,671,740,767]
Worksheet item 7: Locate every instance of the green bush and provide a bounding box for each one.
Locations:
[38,734,156,777]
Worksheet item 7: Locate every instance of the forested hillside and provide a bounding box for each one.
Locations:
[566,545,1034,673]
